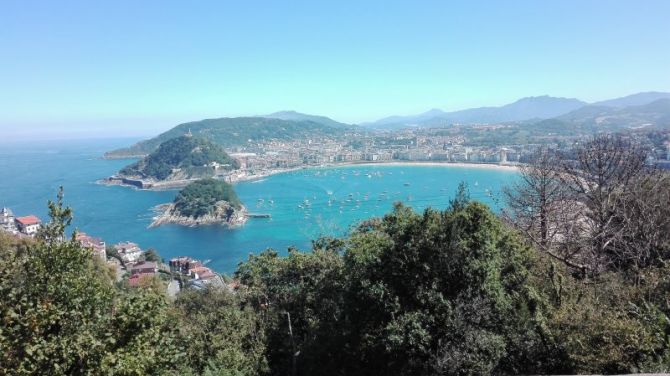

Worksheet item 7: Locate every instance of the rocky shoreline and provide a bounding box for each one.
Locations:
[149,202,248,228]
[99,175,199,190]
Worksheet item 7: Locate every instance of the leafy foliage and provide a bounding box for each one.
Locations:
[173,178,242,218]
[174,288,268,376]
[235,201,549,375]
[0,191,180,375]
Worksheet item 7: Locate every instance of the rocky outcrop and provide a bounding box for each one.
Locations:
[149,201,248,228]
[101,175,200,190]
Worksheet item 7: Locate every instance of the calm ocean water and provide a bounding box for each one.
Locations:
[0,138,517,273]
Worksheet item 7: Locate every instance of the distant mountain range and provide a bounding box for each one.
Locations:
[556,98,670,129]
[363,92,670,129]
[105,91,670,158]
[591,92,670,108]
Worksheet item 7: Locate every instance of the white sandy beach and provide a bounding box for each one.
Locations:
[336,161,521,172]
[227,161,520,184]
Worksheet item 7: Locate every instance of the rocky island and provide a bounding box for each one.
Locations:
[104,135,240,190]
[150,179,248,228]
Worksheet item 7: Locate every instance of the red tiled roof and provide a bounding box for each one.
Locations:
[199,270,216,279]
[128,272,155,287]
[189,266,210,274]
[16,215,41,226]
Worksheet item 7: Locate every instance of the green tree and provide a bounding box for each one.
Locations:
[173,178,242,218]
[0,190,114,375]
[448,181,470,211]
[100,288,184,375]
[173,287,268,376]
[236,246,346,376]
[0,189,188,376]
[144,247,161,262]
[37,186,74,244]
[341,202,549,375]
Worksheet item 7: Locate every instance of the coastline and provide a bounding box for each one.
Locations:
[98,176,196,190]
[224,161,520,185]
[244,161,521,180]
[149,203,248,228]
[100,161,520,191]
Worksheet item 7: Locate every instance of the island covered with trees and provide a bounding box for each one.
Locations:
[105,136,240,189]
[151,178,247,228]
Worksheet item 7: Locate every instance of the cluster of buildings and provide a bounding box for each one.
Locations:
[108,241,164,287]
[220,130,534,179]
[113,241,144,264]
[1,208,222,292]
[1,207,42,237]
[127,260,160,287]
[186,126,670,183]
[169,256,220,288]
[224,129,669,176]
[75,232,107,260]
[1,207,110,261]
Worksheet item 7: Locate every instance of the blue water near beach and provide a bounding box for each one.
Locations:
[0,138,517,273]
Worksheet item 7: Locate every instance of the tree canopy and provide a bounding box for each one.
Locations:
[120,136,240,180]
[173,178,242,218]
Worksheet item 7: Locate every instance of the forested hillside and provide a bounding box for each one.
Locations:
[119,136,239,180]
[106,117,352,158]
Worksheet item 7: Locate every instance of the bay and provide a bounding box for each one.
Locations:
[0,138,517,273]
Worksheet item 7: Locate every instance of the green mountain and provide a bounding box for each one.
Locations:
[105,116,353,158]
[119,136,239,180]
[261,110,349,128]
[173,178,242,218]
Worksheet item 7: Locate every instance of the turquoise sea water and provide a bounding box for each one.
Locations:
[0,138,517,273]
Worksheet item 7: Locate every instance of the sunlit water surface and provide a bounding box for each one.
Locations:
[0,139,517,273]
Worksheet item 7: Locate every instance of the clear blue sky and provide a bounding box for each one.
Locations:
[1,0,669,139]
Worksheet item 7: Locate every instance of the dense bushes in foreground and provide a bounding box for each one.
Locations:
[1,176,670,375]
